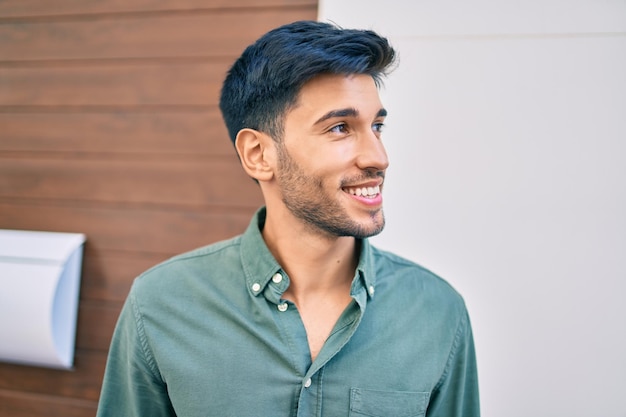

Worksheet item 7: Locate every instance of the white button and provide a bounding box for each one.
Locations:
[278,303,288,312]
[368,285,375,295]
[272,273,283,283]
[251,283,261,292]
[304,378,312,388]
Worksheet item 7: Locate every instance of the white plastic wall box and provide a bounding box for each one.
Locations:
[0,229,86,369]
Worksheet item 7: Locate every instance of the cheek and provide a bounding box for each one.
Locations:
[286,142,356,184]
[334,141,360,162]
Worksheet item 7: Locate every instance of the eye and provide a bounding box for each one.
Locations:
[372,122,385,134]
[328,123,349,134]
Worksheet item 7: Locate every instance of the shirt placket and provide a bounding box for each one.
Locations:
[262,266,369,417]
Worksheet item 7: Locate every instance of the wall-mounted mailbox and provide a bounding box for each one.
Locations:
[0,229,85,369]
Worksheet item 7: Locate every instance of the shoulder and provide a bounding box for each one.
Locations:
[131,235,243,296]
[370,245,466,311]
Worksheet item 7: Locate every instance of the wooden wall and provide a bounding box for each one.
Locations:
[0,1,317,415]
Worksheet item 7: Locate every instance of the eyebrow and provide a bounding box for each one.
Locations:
[314,107,387,125]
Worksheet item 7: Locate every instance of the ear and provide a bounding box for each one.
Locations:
[235,128,275,182]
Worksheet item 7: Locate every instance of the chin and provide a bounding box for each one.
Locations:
[350,215,386,239]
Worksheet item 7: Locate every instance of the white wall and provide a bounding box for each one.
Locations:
[318,2,626,416]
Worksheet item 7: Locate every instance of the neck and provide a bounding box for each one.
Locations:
[261,207,359,303]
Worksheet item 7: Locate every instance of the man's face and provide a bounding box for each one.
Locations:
[275,73,389,239]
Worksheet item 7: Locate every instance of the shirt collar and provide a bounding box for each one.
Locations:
[240,207,377,303]
[240,207,283,303]
[354,238,377,300]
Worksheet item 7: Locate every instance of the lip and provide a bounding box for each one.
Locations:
[350,192,383,206]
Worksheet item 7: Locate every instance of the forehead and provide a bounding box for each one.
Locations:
[288,74,384,122]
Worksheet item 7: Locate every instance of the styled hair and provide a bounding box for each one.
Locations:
[219,20,397,144]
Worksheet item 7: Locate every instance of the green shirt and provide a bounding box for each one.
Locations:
[97,208,479,417]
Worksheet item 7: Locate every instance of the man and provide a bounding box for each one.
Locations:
[97,20,480,416]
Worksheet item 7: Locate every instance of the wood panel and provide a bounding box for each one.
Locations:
[76,303,122,352]
[0,201,259,254]
[0,1,318,415]
[0,9,313,61]
[0,157,258,207]
[0,110,234,156]
[0,61,227,106]
[0,0,316,18]
[79,250,167,302]
[0,351,106,401]
[0,389,97,417]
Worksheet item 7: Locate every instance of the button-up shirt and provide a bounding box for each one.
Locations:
[97,207,480,416]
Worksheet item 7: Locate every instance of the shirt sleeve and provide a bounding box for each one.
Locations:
[426,309,481,417]
[96,289,176,417]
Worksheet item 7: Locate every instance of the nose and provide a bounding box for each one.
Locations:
[356,130,389,172]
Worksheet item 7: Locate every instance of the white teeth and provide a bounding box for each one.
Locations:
[346,185,380,197]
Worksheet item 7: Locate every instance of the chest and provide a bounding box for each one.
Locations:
[151,296,446,417]
[296,295,353,361]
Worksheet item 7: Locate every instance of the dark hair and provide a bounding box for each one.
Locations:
[219,20,397,144]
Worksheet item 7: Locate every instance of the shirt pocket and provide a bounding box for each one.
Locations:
[349,388,430,417]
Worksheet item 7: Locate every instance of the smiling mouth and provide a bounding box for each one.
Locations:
[343,185,381,199]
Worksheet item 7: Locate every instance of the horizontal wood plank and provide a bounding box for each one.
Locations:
[76,303,121,352]
[0,61,227,106]
[0,0,317,18]
[0,389,97,417]
[0,157,261,207]
[0,110,235,156]
[0,350,106,402]
[80,250,167,302]
[0,8,317,61]
[0,201,259,255]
